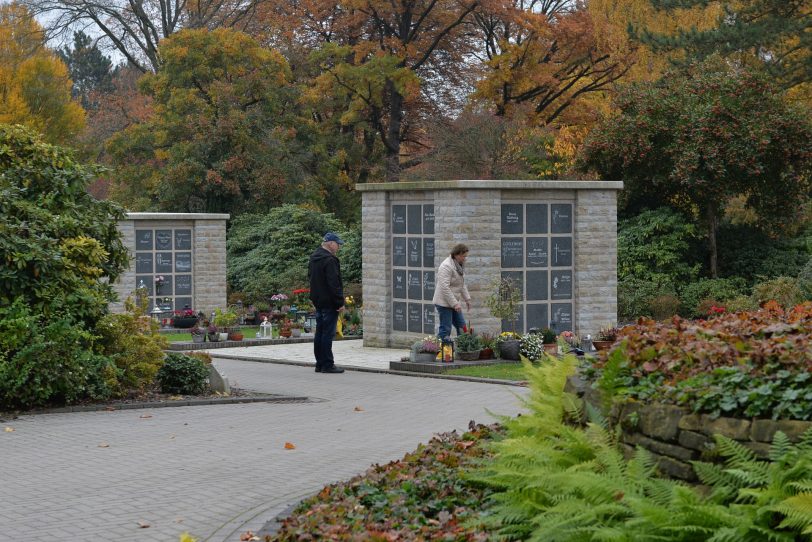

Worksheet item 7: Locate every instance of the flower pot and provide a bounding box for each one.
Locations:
[228,331,244,341]
[592,340,614,351]
[207,332,219,342]
[500,339,521,360]
[219,332,229,342]
[192,334,205,344]
[543,343,558,355]
[457,350,480,361]
[414,352,438,363]
[479,347,494,360]
[172,316,198,329]
[291,328,302,338]
[280,329,292,338]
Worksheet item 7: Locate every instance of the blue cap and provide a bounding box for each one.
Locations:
[323,232,345,245]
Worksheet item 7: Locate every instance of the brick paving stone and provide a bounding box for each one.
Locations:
[1,350,525,542]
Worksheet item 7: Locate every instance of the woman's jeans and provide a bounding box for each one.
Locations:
[435,304,465,340]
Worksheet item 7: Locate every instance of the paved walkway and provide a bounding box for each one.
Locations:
[0,344,526,542]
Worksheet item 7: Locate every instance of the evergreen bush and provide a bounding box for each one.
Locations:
[156,353,210,395]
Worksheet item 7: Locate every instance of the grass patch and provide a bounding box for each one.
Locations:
[164,326,261,342]
[445,362,525,380]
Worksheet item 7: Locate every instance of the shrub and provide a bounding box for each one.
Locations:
[797,257,812,299]
[618,277,676,321]
[752,276,806,309]
[590,304,812,419]
[725,294,758,313]
[0,299,115,409]
[648,293,681,320]
[678,276,748,318]
[717,223,809,285]
[157,353,210,395]
[94,296,168,394]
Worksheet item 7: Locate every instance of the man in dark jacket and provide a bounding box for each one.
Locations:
[308,232,346,373]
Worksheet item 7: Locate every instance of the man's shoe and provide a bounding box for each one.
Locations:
[315,366,322,372]
[322,366,344,374]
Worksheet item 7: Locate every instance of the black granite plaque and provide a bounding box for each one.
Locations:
[135,253,153,274]
[408,238,422,267]
[551,204,573,233]
[527,204,548,234]
[501,271,524,298]
[408,270,422,299]
[423,271,435,301]
[155,252,173,273]
[526,270,548,301]
[155,275,172,296]
[393,302,407,331]
[501,238,523,268]
[175,274,192,295]
[175,297,192,311]
[175,252,192,273]
[423,304,436,335]
[408,205,422,234]
[423,238,435,268]
[526,237,548,267]
[392,205,406,234]
[135,275,153,295]
[551,270,572,300]
[550,303,573,333]
[423,205,434,234]
[155,229,173,250]
[501,204,523,234]
[136,230,153,250]
[393,237,407,267]
[174,229,192,250]
[551,237,573,267]
[526,303,548,330]
[408,303,422,333]
[393,269,406,299]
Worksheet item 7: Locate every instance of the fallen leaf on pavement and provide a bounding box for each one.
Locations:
[284,442,296,450]
[139,414,153,419]
[240,531,259,541]
[4,427,14,432]
[98,442,110,448]
[354,406,364,412]
[137,520,150,528]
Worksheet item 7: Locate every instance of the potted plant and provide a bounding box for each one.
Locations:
[190,325,205,344]
[290,320,303,338]
[485,276,522,360]
[205,321,219,342]
[171,306,198,329]
[412,336,441,363]
[593,326,619,351]
[479,333,495,359]
[541,327,558,354]
[454,332,483,361]
[279,319,292,338]
[213,307,238,341]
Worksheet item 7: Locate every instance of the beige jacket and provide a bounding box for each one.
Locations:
[432,256,471,308]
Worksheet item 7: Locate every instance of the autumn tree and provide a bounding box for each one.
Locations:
[22,0,266,72]
[472,0,633,125]
[579,58,812,277]
[638,0,812,90]
[106,28,315,215]
[0,2,85,144]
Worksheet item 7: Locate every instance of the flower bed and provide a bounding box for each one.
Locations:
[589,302,812,420]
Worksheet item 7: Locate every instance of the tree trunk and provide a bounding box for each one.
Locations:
[384,80,404,182]
[706,203,718,278]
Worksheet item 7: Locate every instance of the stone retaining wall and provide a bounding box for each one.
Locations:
[614,401,811,481]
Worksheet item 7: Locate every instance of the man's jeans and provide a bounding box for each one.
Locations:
[435,304,465,340]
[314,308,340,369]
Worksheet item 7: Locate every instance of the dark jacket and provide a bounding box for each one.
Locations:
[308,246,344,310]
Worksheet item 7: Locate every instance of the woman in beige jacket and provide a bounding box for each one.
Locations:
[432,243,471,340]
